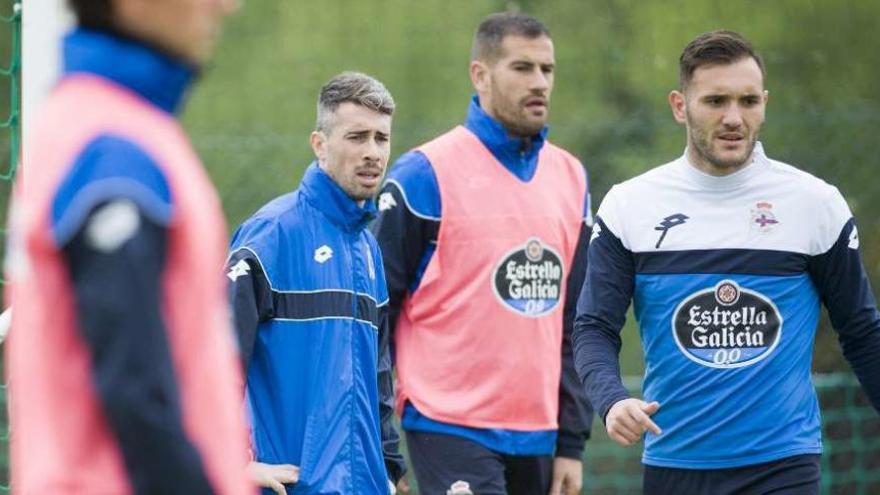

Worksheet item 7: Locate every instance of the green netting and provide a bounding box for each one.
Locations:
[0,1,18,493]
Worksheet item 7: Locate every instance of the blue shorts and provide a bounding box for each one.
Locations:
[643,454,821,495]
[405,430,552,495]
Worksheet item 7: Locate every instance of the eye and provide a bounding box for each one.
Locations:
[347,133,368,142]
[741,96,761,107]
[541,65,554,75]
[705,96,725,107]
[375,134,389,143]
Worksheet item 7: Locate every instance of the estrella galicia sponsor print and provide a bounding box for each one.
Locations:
[672,280,783,368]
[492,238,564,317]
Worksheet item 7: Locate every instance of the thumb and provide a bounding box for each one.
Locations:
[641,400,660,415]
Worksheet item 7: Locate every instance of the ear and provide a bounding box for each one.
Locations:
[668,90,687,124]
[310,131,326,163]
[470,60,490,94]
[763,89,770,106]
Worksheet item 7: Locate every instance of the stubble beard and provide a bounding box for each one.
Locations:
[688,119,759,172]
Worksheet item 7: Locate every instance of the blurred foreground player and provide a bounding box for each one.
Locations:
[4,0,253,493]
[574,30,880,495]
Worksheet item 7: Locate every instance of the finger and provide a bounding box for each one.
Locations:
[268,479,286,495]
[631,407,662,435]
[626,405,661,436]
[641,401,661,415]
[609,423,640,445]
[616,410,646,439]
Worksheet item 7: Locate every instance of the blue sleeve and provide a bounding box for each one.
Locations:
[371,150,441,338]
[572,217,634,422]
[63,203,214,495]
[52,135,173,246]
[556,222,594,459]
[809,219,880,412]
[226,247,274,372]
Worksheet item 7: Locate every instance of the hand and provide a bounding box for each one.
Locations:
[606,398,662,446]
[389,477,411,494]
[247,462,299,495]
[396,477,411,494]
[548,456,582,495]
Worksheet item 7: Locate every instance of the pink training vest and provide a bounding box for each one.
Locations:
[5,75,253,494]
[395,126,587,431]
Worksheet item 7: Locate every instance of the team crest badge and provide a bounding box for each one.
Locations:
[751,201,779,232]
[492,237,564,317]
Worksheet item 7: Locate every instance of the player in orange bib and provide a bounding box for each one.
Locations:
[372,12,593,495]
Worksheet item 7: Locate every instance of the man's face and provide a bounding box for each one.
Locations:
[115,0,237,64]
[311,102,392,204]
[669,57,768,175]
[472,35,555,137]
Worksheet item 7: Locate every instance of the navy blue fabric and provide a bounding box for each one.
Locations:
[52,134,173,247]
[65,207,213,495]
[809,219,880,410]
[635,248,809,275]
[271,290,380,327]
[64,29,195,114]
[228,163,405,490]
[572,216,634,421]
[642,454,820,495]
[405,430,552,495]
[372,97,592,458]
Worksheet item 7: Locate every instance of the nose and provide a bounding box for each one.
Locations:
[363,139,382,163]
[722,103,744,128]
[530,68,550,93]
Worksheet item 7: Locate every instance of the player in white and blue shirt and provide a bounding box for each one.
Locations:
[574,30,880,494]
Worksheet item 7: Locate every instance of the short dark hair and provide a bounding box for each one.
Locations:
[679,30,765,89]
[471,12,550,62]
[68,0,114,30]
[316,72,395,133]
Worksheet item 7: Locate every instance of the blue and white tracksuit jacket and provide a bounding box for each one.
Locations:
[227,163,404,494]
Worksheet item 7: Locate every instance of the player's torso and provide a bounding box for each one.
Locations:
[242,194,388,492]
[615,156,830,468]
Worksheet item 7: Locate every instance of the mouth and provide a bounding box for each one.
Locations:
[715,132,746,147]
[355,168,383,186]
[523,97,548,113]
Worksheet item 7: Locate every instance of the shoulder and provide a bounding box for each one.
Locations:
[381,150,441,219]
[51,134,172,246]
[229,191,304,254]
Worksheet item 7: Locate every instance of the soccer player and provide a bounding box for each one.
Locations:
[574,30,880,494]
[226,72,406,494]
[372,12,592,495]
[4,0,252,494]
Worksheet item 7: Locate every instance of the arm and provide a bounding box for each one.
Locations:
[226,248,274,372]
[556,222,593,460]
[809,217,880,411]
[571,216,634,421]
[370,151,441,339]
[377,300,407,483]
[64,201,214,495]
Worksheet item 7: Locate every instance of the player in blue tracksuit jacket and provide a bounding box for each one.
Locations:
[227,73,405,494]
[574,30,880,495]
